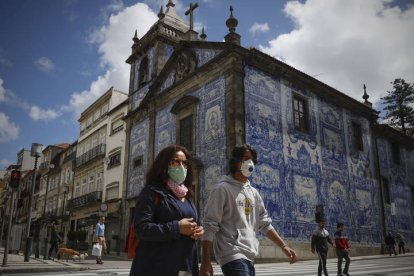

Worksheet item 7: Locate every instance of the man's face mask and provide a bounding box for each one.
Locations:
[240,159,255,177]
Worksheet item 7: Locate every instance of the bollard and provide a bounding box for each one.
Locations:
[43,237,48,260]
[24,237,32,262]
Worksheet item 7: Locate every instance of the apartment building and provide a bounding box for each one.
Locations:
[69,87,127,249]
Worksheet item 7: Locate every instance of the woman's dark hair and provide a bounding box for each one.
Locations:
[229,144,258,174]
[145,145,194,198]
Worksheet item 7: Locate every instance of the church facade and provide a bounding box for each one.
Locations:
[123,1,413,259]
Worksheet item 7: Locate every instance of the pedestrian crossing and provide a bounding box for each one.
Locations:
[12,256,414,276]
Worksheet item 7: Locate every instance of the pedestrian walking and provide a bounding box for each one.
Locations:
[385,232,397,256]
[200,144,297,276]
[48,220,62,260]
[395,232,405,254]
[129,145,204,276]
[334,222,351,276]
[311,219,334,276]
[95,216,106,264]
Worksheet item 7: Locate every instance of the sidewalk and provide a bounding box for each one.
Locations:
[0,247,132,274]
[0,246,412,275]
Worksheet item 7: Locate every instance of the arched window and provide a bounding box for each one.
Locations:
[171,95,199,153]
[138,56,149,89]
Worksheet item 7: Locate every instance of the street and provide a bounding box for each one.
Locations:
[5,255,414,276]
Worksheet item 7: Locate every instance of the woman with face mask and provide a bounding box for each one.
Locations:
[200,144,297,276]
[130,145,204,276]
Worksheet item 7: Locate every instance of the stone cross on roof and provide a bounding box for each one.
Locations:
[185,3,198,31]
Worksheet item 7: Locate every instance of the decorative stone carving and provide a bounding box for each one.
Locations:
[175,51,196,82]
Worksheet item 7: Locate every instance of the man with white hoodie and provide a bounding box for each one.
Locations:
[200,144,297,276]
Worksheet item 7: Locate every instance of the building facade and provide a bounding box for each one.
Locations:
[124,0,414,259]
[69,87,127,250]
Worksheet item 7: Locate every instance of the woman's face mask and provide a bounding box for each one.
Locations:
[240,159,255,177]
[168,165,187,183]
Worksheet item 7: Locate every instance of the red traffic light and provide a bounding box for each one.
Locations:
[9,170,21,189]
[11,170,21,180]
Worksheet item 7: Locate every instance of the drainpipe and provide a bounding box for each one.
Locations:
[372,130,386,254]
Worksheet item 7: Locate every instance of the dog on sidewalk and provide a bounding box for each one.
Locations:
[57,247,81,262]
[71,252,88,262]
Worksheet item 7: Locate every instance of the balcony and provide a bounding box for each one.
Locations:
[63,151,76,163]
[75,144,106,168]
[69,191,102,209]
[39,161,51,170]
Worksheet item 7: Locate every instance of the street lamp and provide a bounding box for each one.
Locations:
[62,186,68,217]
[24,143,43,262]
[42,163,55,260]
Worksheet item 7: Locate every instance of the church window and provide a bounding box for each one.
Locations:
[391,142,400,165]
[171,95,199,153]
[382,177,391,205]
[134,155,143,168]
[138,56,149,89]
[292,94,309,133]
[179,115,193,152]
[352,122,363,151]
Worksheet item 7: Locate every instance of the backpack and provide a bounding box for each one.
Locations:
[127,192,160,259]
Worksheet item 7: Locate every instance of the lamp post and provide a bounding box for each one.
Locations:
[24,143,43,262]
[42,163,55,260]
[1,189,15,267]
[62,186,68,217]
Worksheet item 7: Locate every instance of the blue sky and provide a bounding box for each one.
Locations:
[0,0,413,168]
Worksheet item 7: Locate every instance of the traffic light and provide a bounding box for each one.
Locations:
[9,170,21,189]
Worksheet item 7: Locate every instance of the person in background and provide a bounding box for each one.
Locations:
[334,222,351,276]
[395,232,405,255]
[385,232,397,256]
[129,145,204,276]
[95,217,106,264]
[311,219,334,276]
[48,220,62,260]
[200,144,297,276]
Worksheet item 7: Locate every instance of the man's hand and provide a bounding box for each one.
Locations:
[282,246,297,264]
[200,261,214,276]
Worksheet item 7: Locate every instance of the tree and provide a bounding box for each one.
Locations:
[381,78,414,136]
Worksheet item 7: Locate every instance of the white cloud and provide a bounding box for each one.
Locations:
[0,159,12,168]
[29,105,60,121]
[34,56,55,72]
[0,112,19,143]
[0,48,12,67]
[64,3,158,119]
[249,22,270,36]
[0,78,6,102]
[259,0,414,106]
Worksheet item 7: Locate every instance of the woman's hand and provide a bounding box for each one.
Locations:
[178,218,197,236]
[191,225,204,240]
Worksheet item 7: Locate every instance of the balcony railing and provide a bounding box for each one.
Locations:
[75,144,106,168]
[69,191,102,209]
[63,151,76,163]
[39,161,51,170]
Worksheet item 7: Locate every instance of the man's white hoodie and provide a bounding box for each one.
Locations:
[203,175,274,266]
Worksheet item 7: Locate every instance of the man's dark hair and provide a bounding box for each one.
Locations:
[229,144,258,174]
[337,222,344,228]
[145,145,194,199]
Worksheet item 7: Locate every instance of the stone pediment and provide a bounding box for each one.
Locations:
[154,43,225,94]
[137,42,227,110]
